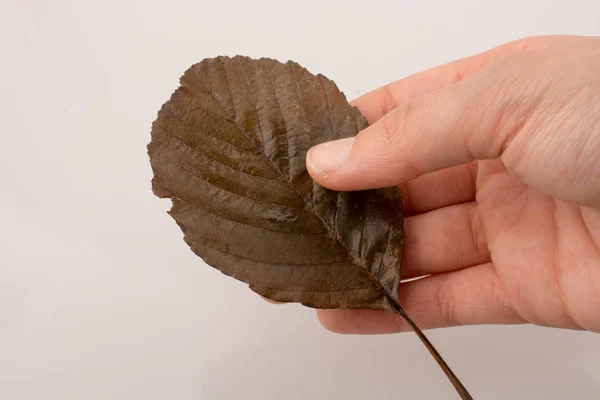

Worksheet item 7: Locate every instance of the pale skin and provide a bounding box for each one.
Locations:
[299,35,600,334]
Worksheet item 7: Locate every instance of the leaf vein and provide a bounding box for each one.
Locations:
[192,240,349,266]
[160,154,305,210]
[160,102,250,152]
[318,75,338,140]
[166,135,281,182]
[266,64,291,179]
[176,200,330,237]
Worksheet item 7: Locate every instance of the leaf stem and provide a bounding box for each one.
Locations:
[390,302,473,400]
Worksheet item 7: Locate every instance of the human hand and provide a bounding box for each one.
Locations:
[306,35,600,334]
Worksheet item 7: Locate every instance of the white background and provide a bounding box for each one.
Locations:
[1,1,599,399]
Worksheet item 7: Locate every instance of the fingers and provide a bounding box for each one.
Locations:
[317,263,525,334]
[308,66,538,191]
[307,38,557,192]
[307,67,505,191]
[400,162,477,215]
[306,150,478,215]
[402,202,490,280]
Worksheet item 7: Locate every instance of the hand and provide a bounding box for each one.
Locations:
[306,35,600,334]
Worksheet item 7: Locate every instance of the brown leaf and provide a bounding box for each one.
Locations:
[148,56,472,399]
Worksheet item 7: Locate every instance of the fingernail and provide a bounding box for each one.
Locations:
[307,137,354,176]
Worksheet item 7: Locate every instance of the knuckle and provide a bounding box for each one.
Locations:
[377,110,400,149]
[398,182,413,213]
[467,206,488,257]
[377,101,415,148]
[364,105,417,171]
[433,276,460,327]
[486,279,522,323]
[379,84,398,116]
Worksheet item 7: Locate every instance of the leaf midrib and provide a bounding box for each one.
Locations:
[192,56,393,305]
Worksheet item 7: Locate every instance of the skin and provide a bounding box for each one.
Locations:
[304,35,600,334]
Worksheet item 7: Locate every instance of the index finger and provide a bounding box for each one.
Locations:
[350,36,551,125]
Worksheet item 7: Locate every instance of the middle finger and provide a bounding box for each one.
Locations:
[402,201,490,279]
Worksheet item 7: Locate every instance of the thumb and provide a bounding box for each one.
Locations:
[306,67,538,191]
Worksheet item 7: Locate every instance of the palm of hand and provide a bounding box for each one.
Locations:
[476,159,600,332]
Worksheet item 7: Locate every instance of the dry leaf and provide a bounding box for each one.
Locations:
[148,56,472,399]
